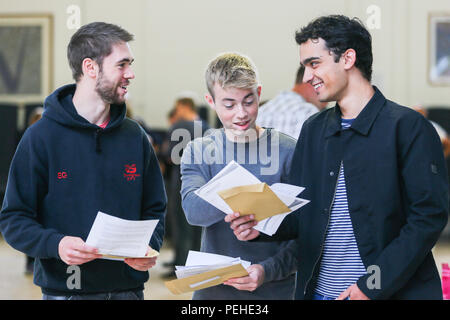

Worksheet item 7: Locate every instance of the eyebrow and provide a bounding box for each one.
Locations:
[301,56,321,66]
[116,57,134,64]
[221,92,254,102]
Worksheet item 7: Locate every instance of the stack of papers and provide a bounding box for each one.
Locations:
[194,161,309,235]
[165,251,250,294]
[85,211,160,260]
[175,251,251,279]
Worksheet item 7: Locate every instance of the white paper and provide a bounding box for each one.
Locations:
[175,250,251,279]
[260,183,310,235]
[85,211,159,259]
[194,161,309,236]
[195,161,260,214]
[270,183,304,198]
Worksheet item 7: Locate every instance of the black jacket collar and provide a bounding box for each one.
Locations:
[325,86,387,137]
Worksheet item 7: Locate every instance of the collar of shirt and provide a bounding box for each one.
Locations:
[325,86,386,138]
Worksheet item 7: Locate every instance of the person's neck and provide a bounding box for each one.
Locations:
[337,78,375,119]
[72,81,110,125]
[224,126,265,143]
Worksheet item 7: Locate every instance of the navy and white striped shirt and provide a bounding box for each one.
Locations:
[314,118,366,299]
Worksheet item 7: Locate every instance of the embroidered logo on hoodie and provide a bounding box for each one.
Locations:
[124,164,140,181]
[57,171,68,179]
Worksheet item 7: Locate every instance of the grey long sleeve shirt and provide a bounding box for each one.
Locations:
[180,128,298,300]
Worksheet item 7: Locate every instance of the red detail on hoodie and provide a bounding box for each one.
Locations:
[57,172,68,179]
[124,164,140,181]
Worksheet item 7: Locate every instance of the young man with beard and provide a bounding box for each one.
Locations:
[226,15,448,300]
[0,22,167,300]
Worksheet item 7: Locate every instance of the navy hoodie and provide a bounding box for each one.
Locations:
[0,84,166,295]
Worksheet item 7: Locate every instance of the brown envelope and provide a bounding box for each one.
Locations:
[165,263,249,295]
[217,183,291,221]
[101,247,159,260]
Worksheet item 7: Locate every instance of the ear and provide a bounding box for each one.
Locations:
[256,85,262,98]
[205,94,215,110]
[342,49,356,70]
[81,58,99,79]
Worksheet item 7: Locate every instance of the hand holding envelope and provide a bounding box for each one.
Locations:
[195,161,310,236]
[165,251,251,295]
[224,212,261,241]
[217,182,291,222]
[223,264,265,292]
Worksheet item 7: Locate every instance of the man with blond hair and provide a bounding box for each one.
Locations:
[180,52,298,299]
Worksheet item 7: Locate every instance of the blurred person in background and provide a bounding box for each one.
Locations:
[414,106,450,159]
[256,65,327,139]
[160,97,209,278]
[23,106,44,275]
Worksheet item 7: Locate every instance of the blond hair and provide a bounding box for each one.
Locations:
[205,52,259,99]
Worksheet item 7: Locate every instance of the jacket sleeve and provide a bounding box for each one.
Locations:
[142,135,167,252]
[259,239,298,282]
[257,211,299,242]
[357,114,449,299]
[0,132,65,259]
[256,126,309,243]
[257,138,300,280]
[251,132,305,243]
[180,141,228,227]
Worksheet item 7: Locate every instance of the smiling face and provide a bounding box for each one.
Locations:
[300,38,348,103]
[95,42,135,104]
[206,84,261,139]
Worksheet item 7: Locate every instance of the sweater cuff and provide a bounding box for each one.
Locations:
[259,261,274,283]
[46,232,65,259]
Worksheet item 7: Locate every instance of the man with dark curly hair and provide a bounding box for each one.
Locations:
[226,15,449,300]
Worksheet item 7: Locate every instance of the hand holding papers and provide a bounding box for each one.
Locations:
[217,183,290,222]
[165,251,251,295]
[195,161,309,235]
[86,211,159,260]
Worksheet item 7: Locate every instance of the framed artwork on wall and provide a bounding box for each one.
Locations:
[429,13,450,85]
[0,14,53,103]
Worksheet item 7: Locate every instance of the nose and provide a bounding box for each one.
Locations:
[125,67,135,80]
[302,66,313,84]
[236,104,248,118]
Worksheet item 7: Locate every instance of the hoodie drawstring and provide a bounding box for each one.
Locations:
[94,129,102,153]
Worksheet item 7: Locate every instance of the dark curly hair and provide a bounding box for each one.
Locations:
[295,15,373,82]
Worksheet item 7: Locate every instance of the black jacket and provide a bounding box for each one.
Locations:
[268,87,449,300]
[0,84,167,295]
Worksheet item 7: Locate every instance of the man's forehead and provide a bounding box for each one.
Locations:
[106,42,134,62]
[213,83,255,100]
[300,37,326,47]
[299,39,329,63]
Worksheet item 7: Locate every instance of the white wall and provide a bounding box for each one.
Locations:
[1,0,449,129]
[409,0,450,106]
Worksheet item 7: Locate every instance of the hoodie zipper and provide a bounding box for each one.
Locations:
[304,160,342,297]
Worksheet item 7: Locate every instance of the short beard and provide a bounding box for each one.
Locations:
[95,70,122,105]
